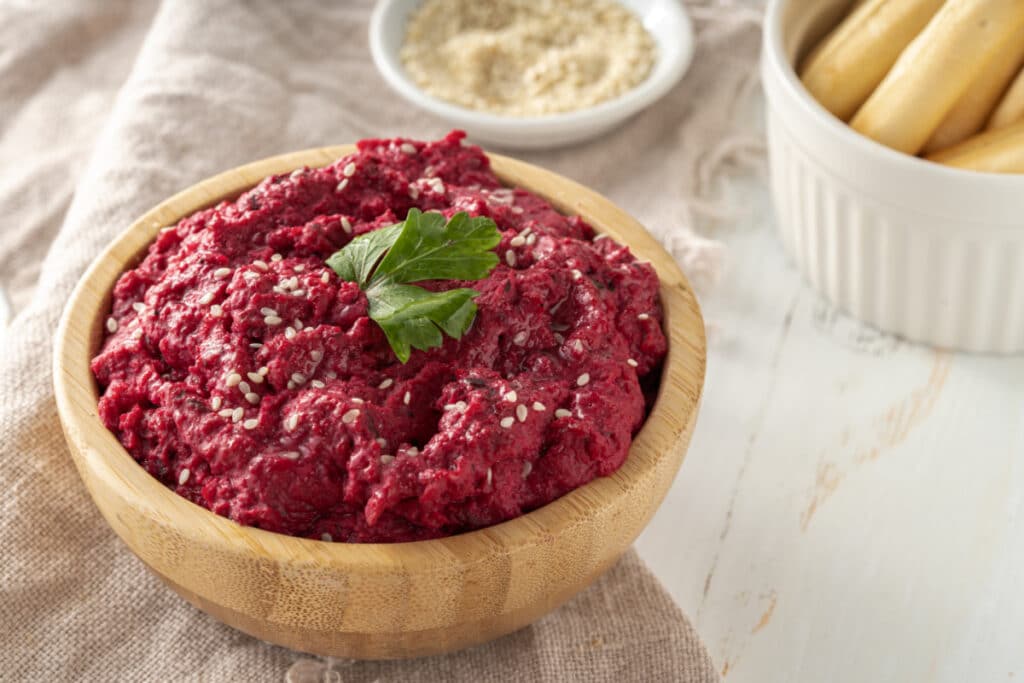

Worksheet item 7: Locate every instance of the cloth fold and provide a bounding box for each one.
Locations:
[0,0,762,679]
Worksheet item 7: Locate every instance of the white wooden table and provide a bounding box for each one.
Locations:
[635,166,1024,681]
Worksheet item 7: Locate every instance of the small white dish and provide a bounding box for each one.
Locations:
[763,0,1024,353]
[368,0,695,150]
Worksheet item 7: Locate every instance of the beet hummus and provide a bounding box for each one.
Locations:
[92,132,667,543]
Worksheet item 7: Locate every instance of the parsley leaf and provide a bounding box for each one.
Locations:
[326,208,501,363]
[326,222,403,288]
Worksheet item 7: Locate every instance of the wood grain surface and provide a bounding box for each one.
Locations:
[52,146,706,659]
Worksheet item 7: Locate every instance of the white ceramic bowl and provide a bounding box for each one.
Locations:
[369,0,695,150]
[763,0,1024,353]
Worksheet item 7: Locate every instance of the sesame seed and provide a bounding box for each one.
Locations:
[553,333,565,344]
[516,404,528,422]
[243,418,258,430]
[341,217,352,234]
[343,162,356,177]
[243,270,259,281]
[250,342,263,349]
[232,407,244,422]
[245,392,260,405]
[291,289,305,297]
[321,271,330,284]
[522,461,532,478]
[294,265,305,273]
[380,454,395,465]
[211,396,222,410]
[638,313,650,321]
[287,380,296,390]
[513,331,529,346]
[342,408,360,424]
[217,408,234,418]
[326,371,337,379]
[214,267,231,278]
[247,372,263,384]
[258,366,269,376]
[571,269,583,280]
[210,304,224,317]
[526,234,537,246]
[282,451,300,460]
[226,372,242,387]
[444,403,457,411]
[311,380,325,389]
[238,381,251,394]
[270,253,282,263]
[286,414,299,431]
[291,373,306,384]
[572,339,584,353]
[577,373,590,387]
[403,391,411,405]
[555,409,572,419]
[253,260,269,271]
[198,291,215,305]
[178,469,190,485]
[500,416,515,428]
[352,397,364,404]
[408,184,419,199]
[336,179,349,192]
[378,378,393,389]
[400,142,417,155]
[310,350,323,362]
[407,446,419,457]
[264,315,282,326]
[106,317,118,333]
[290,168,304,179]
[533,401,546,411]
[627,358,639,367]
[321,533,333,542]
[594,234,608,242]
[505,250,517,267]
[285,326,296,339]
[376,437,387,447]
[132,302,146,313]
[504,390,517,402]
[510,235,526,247]
[486,467,493,487]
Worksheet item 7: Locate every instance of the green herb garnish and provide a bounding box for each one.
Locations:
[326,208,501,362]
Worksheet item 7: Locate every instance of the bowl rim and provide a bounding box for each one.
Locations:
[367,0,695,133]
[53,144,706,570]
[762,0,1024,188]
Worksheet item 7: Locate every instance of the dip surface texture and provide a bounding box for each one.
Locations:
[400,0,656,117]
[91,132,667,543]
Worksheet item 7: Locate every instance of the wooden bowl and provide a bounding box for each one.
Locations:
[53,146,706,659]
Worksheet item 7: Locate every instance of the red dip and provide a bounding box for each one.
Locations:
[92,132,667,543]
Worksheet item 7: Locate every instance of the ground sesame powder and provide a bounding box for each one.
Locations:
[400,0,656,117]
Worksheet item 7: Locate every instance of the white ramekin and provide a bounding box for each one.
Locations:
[369,0,695,150]
[762,0,1024,354]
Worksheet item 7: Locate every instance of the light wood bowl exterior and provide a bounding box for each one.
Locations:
[53,146,706,659]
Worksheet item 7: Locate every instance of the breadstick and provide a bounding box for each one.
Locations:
[927,119,1024,173]
[923,32,1024,153]
[800,0,945,121]
[851,0,1024,155]
[988,65,1024,130]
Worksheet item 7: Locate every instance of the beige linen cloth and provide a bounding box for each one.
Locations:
[0,1,762,680]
